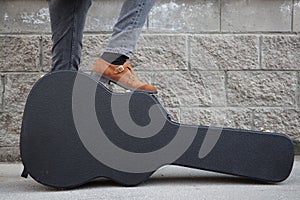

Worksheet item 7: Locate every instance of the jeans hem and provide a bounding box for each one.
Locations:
[103,47,133,58]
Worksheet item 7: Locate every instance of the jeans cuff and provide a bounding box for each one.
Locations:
[103,47,133,58]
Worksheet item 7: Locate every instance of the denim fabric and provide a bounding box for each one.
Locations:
[48,0,155,71]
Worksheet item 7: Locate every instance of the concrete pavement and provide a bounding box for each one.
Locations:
[0,157,299,200]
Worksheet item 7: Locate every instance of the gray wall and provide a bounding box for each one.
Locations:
[1,0,300,161]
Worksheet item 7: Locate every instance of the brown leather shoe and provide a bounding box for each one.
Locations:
[92,58,158,94]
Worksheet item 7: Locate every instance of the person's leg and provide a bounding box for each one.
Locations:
[92,0,157,93]
[48,0,92,71]
[101,0,156,64]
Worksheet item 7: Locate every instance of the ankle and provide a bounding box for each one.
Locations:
[101,52,129,65]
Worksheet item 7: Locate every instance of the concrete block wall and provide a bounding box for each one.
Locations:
[1,0,300,161]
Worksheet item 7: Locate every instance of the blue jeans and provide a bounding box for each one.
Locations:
[48,0,156,71]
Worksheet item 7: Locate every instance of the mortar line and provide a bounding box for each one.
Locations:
[178,106,181,123]
[135,69,300,72]
[292,0,295,33]
[0,72,44,74]
[177,106,296,109]
[1,31,300,36]
[187,34,191,71]
[224,70,228,107]
[1,74,5,112]
[251,109,255,130]
[39,36,43,72]
[86,31,300,35]
[259,35,263,68]
[2,69,297,73]
[179,107,183,124]
[146,16,149,29]
[296,71,300,109]
[219,0,222,32]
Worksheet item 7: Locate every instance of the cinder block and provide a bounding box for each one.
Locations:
[0,0,123,33]
[253,108,300,142]
[294,0,300,32]
[227,71,297,107]
[0,147,20,162]
[131,34,188,71]
[149,0,220,32]
[41,36,52,72]
[221,0,293,32]
[4,73,42,112]
[42,34,110,72]
[0,112,22,147]
[0,0,50,33]
[134,72,153,84]
[85,0,123,32]
[153,71,226,108]
[262,36,300,70]
[81,35,110,71]
[0,36,40,72]
[181,108,253,130]
[43,34,188,72]
[189,35,259,70]
[165,107,180,123]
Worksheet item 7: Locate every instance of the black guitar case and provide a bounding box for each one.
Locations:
[20,70,294,189]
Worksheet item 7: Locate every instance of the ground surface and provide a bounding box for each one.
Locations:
[0,157,299,200]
